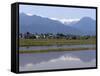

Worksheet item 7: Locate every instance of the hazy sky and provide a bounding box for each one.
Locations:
[19,4,96,20]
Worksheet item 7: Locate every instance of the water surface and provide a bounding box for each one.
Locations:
[19,50,96,71]
[20,44,95,51]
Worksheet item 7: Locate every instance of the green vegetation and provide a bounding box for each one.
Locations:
[19,47,95,54]
[19,38,96,46]
[19,34,96,54]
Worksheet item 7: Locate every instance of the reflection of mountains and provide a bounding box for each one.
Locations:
[20,13,96,35]
[19,50,96,66]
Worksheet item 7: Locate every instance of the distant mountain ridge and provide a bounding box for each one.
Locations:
[19,13,96,36]
[69,17,96,35]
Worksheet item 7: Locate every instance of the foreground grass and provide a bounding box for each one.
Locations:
[19,47,95,54]
[19,38,96,46]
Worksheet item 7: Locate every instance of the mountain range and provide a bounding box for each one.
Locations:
[19,13,96,36]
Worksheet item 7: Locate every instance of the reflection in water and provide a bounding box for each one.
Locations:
[19,50,96,71]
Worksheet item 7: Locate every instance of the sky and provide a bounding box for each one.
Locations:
[19,4,96,20]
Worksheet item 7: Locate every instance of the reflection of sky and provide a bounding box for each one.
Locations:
[19,50,96,71]
[19,5,96,20]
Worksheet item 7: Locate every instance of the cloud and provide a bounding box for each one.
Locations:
[26,13,33,16]
[50,17,80,24]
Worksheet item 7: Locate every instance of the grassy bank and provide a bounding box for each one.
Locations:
[19,47,95,54]
[19,38,96,46]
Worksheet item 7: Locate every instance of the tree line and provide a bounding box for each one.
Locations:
[19,32,95,40]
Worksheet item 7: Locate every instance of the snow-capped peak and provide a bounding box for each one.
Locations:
[50,17,80,25]
[26,13,33,16]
